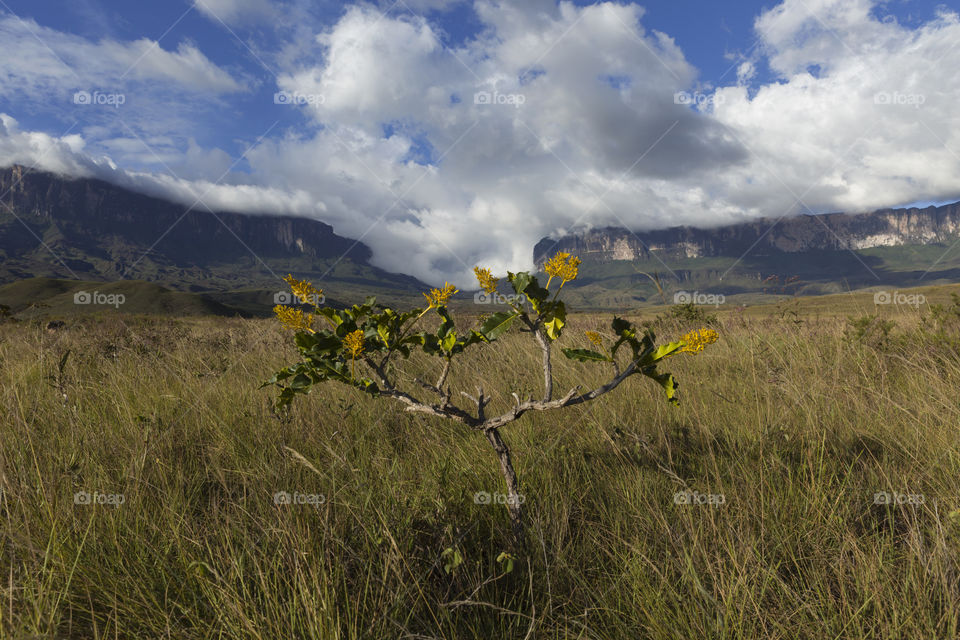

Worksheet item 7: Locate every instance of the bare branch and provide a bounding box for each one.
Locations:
[368,346,646,435]
[367,356,478,426]
[477,359,642,430]
[382,388,479,426]
[436,358,452,390]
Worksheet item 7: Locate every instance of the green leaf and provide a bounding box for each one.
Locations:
[377,323,391,347]
[352,378,380,395]
[508,271,548,309]
[290,373,313,390]
[561,348,611,362]
[441,331,457,353]
[436,307,455,339]
[645,370,679,405]
[495,551,515,574]
[461,330,488,347]
[542,301,566,341]
[293,331,317,350]
[260,366,295,388]
[642,340,684,365]
[544,317,564,341]
[420,334,442,356]
[480,311,518,340]
[508,271,533,297]
[441,547,463,575]
[318,308,343,327]
[610,316,641,357]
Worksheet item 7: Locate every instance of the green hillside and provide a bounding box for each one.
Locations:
[547,243,960,310]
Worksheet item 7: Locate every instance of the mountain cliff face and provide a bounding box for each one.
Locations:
[0,165,423,291]
[0,164,369,263]
[534,203,960,266]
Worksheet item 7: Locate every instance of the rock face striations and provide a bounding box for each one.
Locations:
[0,164,370,266]
[0,164,438,292]
[534,202,960,266]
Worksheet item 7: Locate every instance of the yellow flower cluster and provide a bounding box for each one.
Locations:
[343,329,365,379]
[283,274,323,307]
[423,282,458,308]
[344,329,365,358]
[473,267,499,294]
[544,252,582,288]
[679,328,719,355]
[586,330,603,348]
[273,305,315,333]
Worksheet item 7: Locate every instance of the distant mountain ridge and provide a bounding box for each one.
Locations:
[0,164,425,295]
[534,201,960,267]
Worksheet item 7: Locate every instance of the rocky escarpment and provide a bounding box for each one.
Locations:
[0,164,371,265]
[534,202,960,266]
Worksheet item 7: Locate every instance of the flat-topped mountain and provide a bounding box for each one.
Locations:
[0,165,425,295]
[534,202,960,267]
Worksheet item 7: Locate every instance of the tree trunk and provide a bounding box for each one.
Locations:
[484,427,525,550]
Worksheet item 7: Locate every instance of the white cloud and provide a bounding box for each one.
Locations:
[710,0,960,215]
[193,0,275,26]
[0,113,326,220]
[4,0,960,288]
[0,15,243,97]
[263,1,748,283]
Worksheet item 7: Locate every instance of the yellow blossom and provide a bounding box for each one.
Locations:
[678,328,719,355]
[344,329,365,358]
[473,267,499,294]
[423,282,458,308]
[283,274,324,308]
[585,331,603,348]
[544,252,582,289]
[343,329,365,379]
[274,305,315,333]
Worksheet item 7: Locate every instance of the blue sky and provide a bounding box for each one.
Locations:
[0,0,768,167]
[1,0,959,284]
[0,0,945,169]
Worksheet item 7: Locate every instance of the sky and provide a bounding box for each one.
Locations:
[0,0,958,285]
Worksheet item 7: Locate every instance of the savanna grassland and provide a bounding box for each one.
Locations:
[3,288,960,639]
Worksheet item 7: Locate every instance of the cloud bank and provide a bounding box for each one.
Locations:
[2,0,959,286]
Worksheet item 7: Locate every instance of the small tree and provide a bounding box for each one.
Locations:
[263,253,717,545]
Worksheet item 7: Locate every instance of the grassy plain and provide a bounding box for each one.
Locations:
[3,286,960,638]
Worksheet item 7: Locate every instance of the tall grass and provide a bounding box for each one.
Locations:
[2,305,960,638]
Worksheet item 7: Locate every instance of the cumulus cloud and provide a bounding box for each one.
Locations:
[0,113,326,220]
[263,1,750,282]
[3,0,960,287]
[710,0,960,215]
